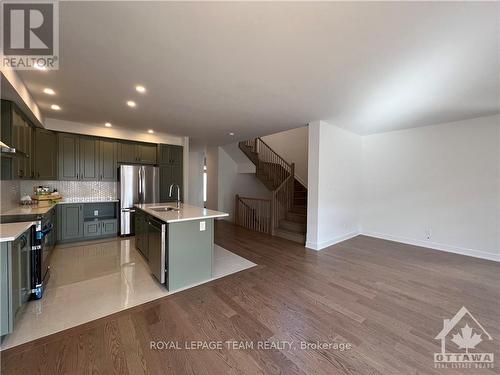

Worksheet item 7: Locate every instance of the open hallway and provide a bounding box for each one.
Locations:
[2,221,498,375]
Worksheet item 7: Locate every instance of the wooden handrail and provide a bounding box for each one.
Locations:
[237,138,297,236]
[255,137,292,168]
[237,196,272,202]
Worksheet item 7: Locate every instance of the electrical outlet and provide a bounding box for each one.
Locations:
[425,228,432,240]
[94,210,99,216]
[199,221,206,231]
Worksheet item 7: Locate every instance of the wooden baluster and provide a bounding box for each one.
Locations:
[235,195,239,226]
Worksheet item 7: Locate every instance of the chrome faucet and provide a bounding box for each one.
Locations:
[168,184,181,209]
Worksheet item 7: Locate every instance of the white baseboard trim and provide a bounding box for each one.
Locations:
[361,231,500,262]
[306,231,360,251]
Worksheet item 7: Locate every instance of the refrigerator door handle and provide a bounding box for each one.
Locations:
[142,166,147,203]
[138,167,142,203]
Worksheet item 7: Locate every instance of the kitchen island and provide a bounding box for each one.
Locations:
[134,203,228,291]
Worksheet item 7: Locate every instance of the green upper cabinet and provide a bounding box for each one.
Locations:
[159,164,183,202]
[118,142,137,163]
[158,144,183,202]
[99,139,117,181]
[79,136,99,181]
[137,144,157,164]
[12,112,34,180]
[58,133,79,180]
[58,134,117,181]
[159,144,183,166]
[118,141,157,164]
[34,128,57,180]
[1,101,34,180]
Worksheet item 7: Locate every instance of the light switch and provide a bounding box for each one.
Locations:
[94,210,99,216]
[199,221,206,231]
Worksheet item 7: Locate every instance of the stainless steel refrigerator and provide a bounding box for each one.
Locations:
[119,165,159,235]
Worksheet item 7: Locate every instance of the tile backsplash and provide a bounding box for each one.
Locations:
[20,181,117,200]
[0,180,21,212]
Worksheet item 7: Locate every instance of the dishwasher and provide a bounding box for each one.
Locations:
[147,217,168,287]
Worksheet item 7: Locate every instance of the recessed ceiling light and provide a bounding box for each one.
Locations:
[105,122,112,127]
[135,85,146,93]
[126,100,136,108]
[229,132,235,136]
[51,104,61,110]
[43,88,55,95]
[147,129,154,134]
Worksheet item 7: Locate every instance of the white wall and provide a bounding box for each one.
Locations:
[45,118,184,145]
[188,150,204,207]
[306,121,362,250]
[262,126,308,186]
[217,147,271,221]
[205,146,219,211]
[361,115,500,261]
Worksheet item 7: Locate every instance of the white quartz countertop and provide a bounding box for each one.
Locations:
[134,203,228,223]
[0,221,36,242]
[58,198,119,204]
[1,198,118,217]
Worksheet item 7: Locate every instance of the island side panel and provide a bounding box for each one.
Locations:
[167,218,213,291]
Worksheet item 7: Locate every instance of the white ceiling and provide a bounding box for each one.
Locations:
[19,1,500,145]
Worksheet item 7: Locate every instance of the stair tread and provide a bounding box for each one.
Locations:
[275,228,306,244]
[279,219,306,233]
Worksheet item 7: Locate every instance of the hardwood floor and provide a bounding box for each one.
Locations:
[1,221,499,374]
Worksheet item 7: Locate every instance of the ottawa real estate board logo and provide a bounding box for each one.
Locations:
[1,1,59,70]
[434,307,494,369]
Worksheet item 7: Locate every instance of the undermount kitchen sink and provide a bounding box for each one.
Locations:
[150,206,180,212]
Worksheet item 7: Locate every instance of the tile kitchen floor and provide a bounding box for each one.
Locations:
[0,237,256,350]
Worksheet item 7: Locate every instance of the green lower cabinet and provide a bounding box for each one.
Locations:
[101,219,117,236]
[58,203,118,243]
[167,219,213,291]
[0,242,13,336]
[134,211,148,259]
[1,229,31,337]
[82,219,117,239]
[84,220,101,238]
[59,204,84,241]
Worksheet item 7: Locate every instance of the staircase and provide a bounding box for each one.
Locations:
[237,138,307,244]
